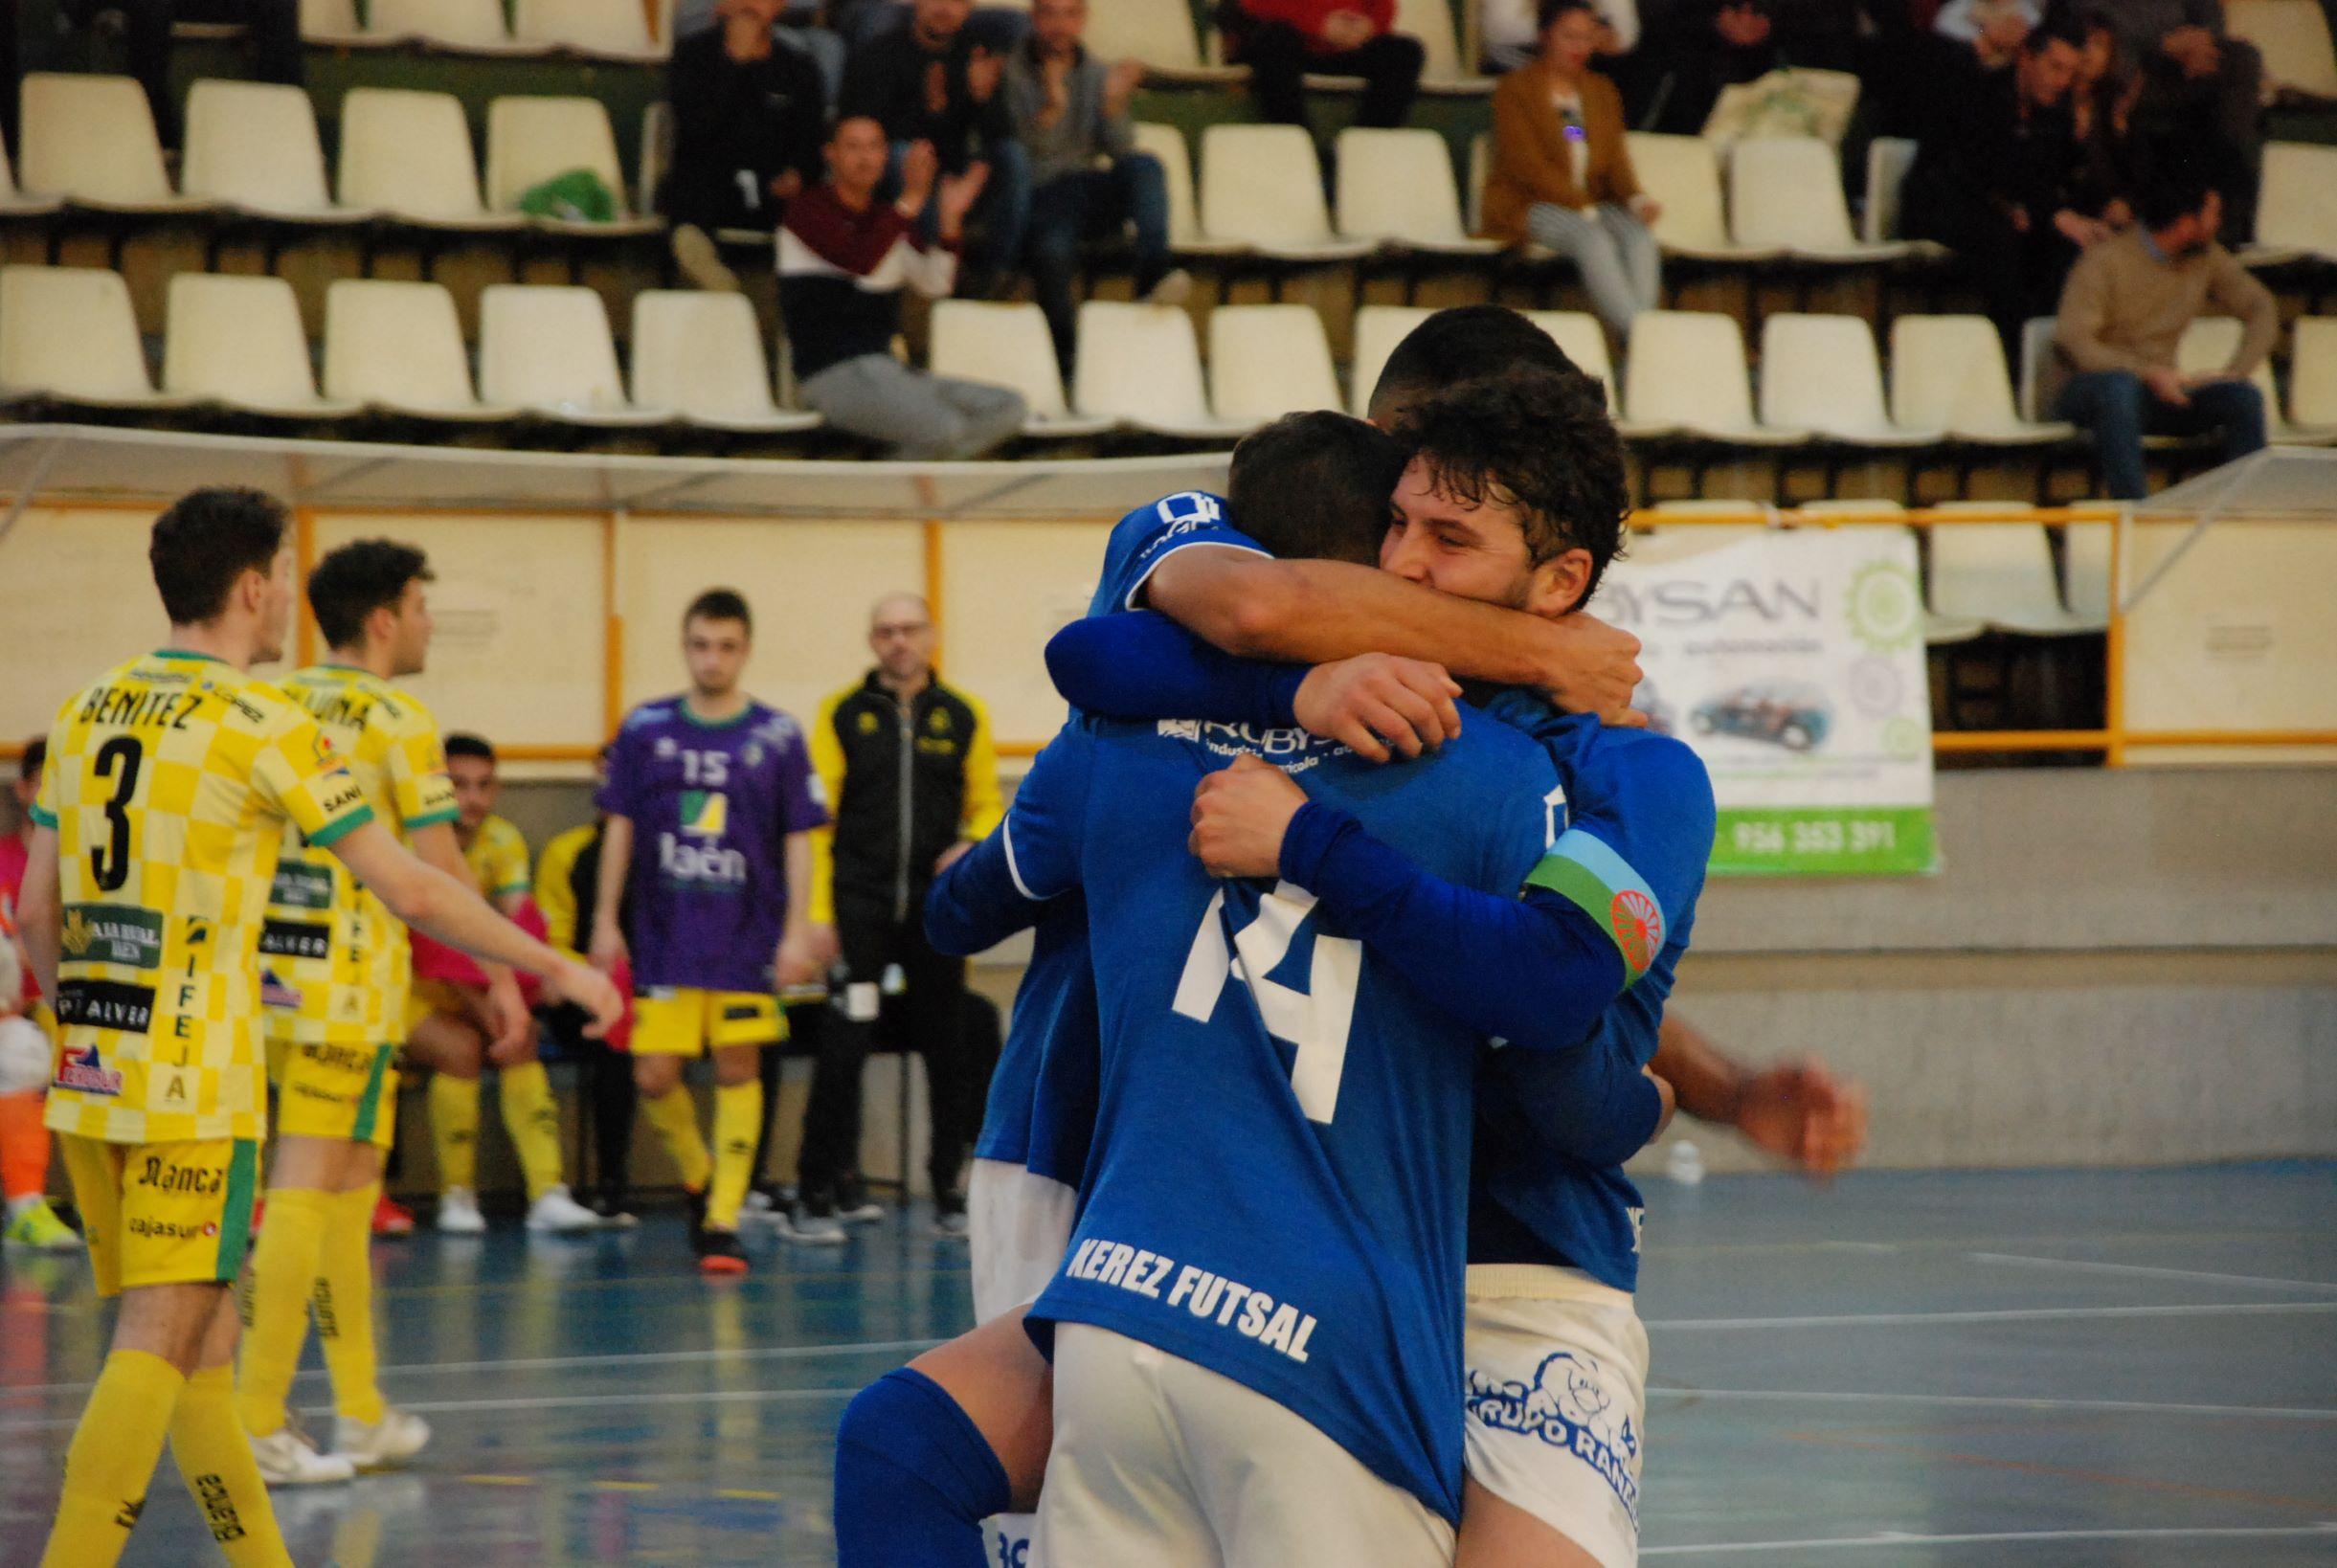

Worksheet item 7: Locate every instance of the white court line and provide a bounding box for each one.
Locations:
[1642,1523,2337,1556]
[1967,1252,2337,1293]
[0,1335,948,1400]
[0,1385,865,1434]
[1645,1300,2337,1330]
[1644,1387,2337,1420]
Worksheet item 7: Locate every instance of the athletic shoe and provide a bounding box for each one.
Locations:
[834,1179,885,1226]
[332,1407,431,1470]
[525,1184,603,1233]
[3,1197,82,1253]
[436,1187,486,1235]
[250,1422,357,1487]
[695,1228,750,1276]
[671,223,741,293]
[371,1194,416,1236]
[1142,268,1194,309]
[774,1201,846,1245]
[933,1194,970,1239]
[683,1185,708,1241]
[586,1191,639,1228]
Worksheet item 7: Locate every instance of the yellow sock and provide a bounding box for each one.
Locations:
[708,1079,764,1232]
[315,1182,386,1424]
[498,1061,566,1201]
[235,1187,331,1437]
[171,1364,292,1567]
[640,1086,710,1194]
[429,1073,480,1193]
[40,1347,185,1568]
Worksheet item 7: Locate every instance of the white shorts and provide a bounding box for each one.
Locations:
[1037,1323,1454,1568]
[1461,1266,1649,1568]
[967,1156,1076,1324]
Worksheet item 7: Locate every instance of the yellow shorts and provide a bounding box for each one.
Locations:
[59,1134,260,1299]
[405,977,477,1037]
[274,1041,399,1150]
[631,989,785,1058]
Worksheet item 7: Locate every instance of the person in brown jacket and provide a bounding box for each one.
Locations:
[2048,167,2272,500]
[1482,0,1663,341]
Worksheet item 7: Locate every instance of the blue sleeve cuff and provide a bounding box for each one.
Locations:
[1278,800,1362,891]
[1261,664,1307,730]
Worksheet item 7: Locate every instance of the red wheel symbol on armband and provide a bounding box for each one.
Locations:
[1609,889,1661,974]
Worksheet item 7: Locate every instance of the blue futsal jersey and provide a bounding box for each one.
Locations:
[1013,712,1565,1525]
[937,491,1259,1188]
[1466,691,1715,1293]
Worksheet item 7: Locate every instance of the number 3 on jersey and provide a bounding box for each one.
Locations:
[1172,884,1360,1124]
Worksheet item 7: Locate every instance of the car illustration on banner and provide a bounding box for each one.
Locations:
[1691,682,1832,751]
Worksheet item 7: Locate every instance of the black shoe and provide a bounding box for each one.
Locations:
[694,1227,749,1276]
[587,1191,638,1228]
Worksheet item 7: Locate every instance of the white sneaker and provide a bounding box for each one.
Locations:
[333,1407,431,1470]
[1142,268,1194,309]
[526,1184,603,1233]
[775,1203,847,1245]
[437,1187,486,1234]
[837,1197,886,1225]
[249,1422,357,1487]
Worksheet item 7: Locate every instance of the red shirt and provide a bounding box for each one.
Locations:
[1238,0,1397,48]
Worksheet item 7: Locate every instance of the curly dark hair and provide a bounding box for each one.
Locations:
[308,538,435,649]
[148,486,288,626]
[1390,369,1630,612]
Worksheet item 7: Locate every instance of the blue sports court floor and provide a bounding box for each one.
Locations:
[4,1161,2334,1565]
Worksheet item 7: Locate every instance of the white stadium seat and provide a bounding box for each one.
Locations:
[1623,132,1778,262]
[2287,317,2337,435]
[479,284,672,427]
[1072,302,1257,440]
[339,88,524,230]
[485,96,663,235]
[1926,505,2105,635]
[2254,142,2337,263]
[366,0,551,55]
[2176,316,2328,445]
[1207,303,1344,424]
[1199,124,1374,262]
[1335,128,1498,255]
[323,278,517,421]
[1398,0,1491,92]
[928,301,1114,439]
[1520,308,1672,437]
[512,0,669,61]
[0,123,60,217]
[1088,0,1244,82]
[181,79,370,223]
[164,273,359,418]
[630,291,818,435]
[1891,315,2077,445]
[1131,123,1241,258]
[0,265,199,409]
[1729,137,1910,261]
[1761,314,1942,446]
[1624,310,1806,444]
[17,73,211,213]
[2226,0,2337,98]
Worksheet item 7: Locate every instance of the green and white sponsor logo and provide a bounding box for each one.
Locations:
[271,862,337,910]
[60,905,166,970]
[1712,807,1937,876]
[1846,559,1921,655]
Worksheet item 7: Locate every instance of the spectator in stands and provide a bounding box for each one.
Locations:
[2071,16,2146,228]
[1219,0,1427,130]
[1934,0,2037,68]
[2049,168,2274,500]
[782,116,1028,458]
[1639,0,1863,133]
[2081,0,2261,239]
[121,0,300,147]
[1481,0,1638,73]
[833,0,1028,52]
[1005,0,1191,376]
[1483,0,1662,344]
[672,0,847,96]
[1902,13,2093,356]
[662,0,831,295]
[841,0,1030,297]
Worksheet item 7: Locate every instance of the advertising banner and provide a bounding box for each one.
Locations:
[1599,526,1938,876]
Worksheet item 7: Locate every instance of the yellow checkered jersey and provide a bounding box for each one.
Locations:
[263,665,458,1050]
[465,816,531,903]
[33,650,374,1144]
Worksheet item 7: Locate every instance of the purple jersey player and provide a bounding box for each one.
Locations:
[588,589,827,1275]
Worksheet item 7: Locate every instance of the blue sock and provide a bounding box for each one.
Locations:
[834,1367,1013,1568]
